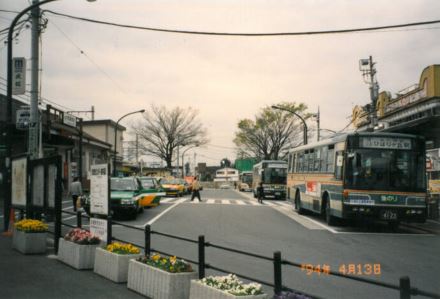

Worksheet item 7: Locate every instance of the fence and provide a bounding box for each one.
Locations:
[51,209,440,299]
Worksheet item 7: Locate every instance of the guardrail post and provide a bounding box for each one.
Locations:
[274,251,282,295]
[76,211,82,228]
[144,225,151,256]
[400,276,411,299]
[107,215,112,245]
[198,235,205,279]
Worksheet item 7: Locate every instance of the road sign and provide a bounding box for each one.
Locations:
[16,109,30,130]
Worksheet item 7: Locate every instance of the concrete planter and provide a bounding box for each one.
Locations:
[12,228,47,254]
[127,259,197,299]
[94,247,142,283]
[189,280,268,299]
[57,238,99,270]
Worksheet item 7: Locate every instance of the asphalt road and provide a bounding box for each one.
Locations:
[57,189,440,299]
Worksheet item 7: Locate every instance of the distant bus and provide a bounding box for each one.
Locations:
[252,160,287,199]
[238,171,253,192]
[287,132,427,228]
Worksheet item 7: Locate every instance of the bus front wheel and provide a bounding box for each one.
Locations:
[295,192,305,215]
[324,198,338,226]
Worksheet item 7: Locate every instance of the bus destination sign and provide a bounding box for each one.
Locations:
[360,137,412,150]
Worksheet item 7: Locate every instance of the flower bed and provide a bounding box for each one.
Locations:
[12,219,48,254]
[94,242,142,283]
[127,253,197,299]
[57,228,101,269]
[189,274,268,299]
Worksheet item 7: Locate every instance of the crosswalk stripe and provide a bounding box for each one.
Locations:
[207,199,215,204]
[221,200,229,205]
[248,200,260,206]
[262,201,277,207]
[161,198,174,203]
[235,200,246,205]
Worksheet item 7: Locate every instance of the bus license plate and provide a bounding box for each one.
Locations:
[381,210,397,220]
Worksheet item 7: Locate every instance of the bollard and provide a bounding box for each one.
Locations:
[400,276,411,299]
[107,215,112,245]
[273,251,282,295]
[144,225,151,257]
[198,235,205,279]
[76,211,82,228]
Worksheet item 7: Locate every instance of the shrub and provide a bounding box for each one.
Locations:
[200,274,264,296]
[106,242,140,255]
[64,228,100,245]
[137,253,193,273]
[14,219,48,233]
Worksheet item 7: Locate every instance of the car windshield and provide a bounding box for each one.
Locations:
[345,149,425,192]
[263,167,287,184]
[161,179,180,185]
[111,178,137,191]
[140,178,155,189]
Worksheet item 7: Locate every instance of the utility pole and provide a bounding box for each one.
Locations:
[360,56,379,129]
[29,0,40,159]
[316,106,320,142]
[176,145,179,177]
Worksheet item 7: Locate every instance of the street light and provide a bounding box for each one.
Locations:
[181,143,199,178]
[271,105,309,145]
[113,109,145,176]
[4,0,96,232]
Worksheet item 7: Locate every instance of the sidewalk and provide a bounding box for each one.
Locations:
[0,222,145,298]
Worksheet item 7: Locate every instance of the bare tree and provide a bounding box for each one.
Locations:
[132,105,208,168]
[234,102,312,160]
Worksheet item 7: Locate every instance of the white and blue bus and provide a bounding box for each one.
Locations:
[252,160,287,200]
[287,132,427,228]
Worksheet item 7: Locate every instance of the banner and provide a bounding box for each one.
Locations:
[12,157,27,207]
[90,218,107,242]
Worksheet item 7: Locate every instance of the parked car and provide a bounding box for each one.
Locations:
[159,178,186,197]
[219,183,231,189]
[83,177,144,220]
[138,176,165,208]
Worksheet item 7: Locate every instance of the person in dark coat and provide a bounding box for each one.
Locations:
[190,177,202,202]
[257,182,264,204]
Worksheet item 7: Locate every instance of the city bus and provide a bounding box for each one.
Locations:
[252,160,287,199]
[286,132,427,227]
[238,171,253,191]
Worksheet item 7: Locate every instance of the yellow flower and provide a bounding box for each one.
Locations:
[152,254,160,262]
[170,256,177,265]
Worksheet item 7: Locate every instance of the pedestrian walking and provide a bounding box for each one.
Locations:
[70,177,82,212]
[257,182,264,204]
[190,177,202,202]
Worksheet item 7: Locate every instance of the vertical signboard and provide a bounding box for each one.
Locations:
[90,164,108,215]
[12,57,26,95]
[90,218,107,242]
[12,157,27,207]
[32,165,44,207]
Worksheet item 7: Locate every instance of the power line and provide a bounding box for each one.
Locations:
[44,9,440,37]
[0,9,20,14]
[45,16,130,96]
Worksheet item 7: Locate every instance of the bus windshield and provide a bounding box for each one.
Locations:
[241,174,253,185]
[264,167,287,184]
[345,149,425,192]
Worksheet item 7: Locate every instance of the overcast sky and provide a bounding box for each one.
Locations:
[1,0,439,167]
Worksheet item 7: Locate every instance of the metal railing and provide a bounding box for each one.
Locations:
[51,209,440,299]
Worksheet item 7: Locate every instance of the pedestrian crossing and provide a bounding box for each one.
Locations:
[159,197,292,207]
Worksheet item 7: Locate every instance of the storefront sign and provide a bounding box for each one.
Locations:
[12,57,26,95]
[429,180,440,195]
[90,164,108,215]
[361,137,412,150]
[90,218,107,241]
[12,157,27,207]
[384,81,427,114]
[63,113,77,127]
[16,109,30,130]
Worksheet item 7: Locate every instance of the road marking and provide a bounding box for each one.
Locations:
[161,198,174,203]
[138,198,186,227]
[221,200,229,205]
[247,200,260,206]
[235,200,246,205]
[207,199,215,204]
[261,201,277,207]
[296,214,339,233]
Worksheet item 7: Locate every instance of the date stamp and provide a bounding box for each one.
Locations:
[300,263,381,276]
